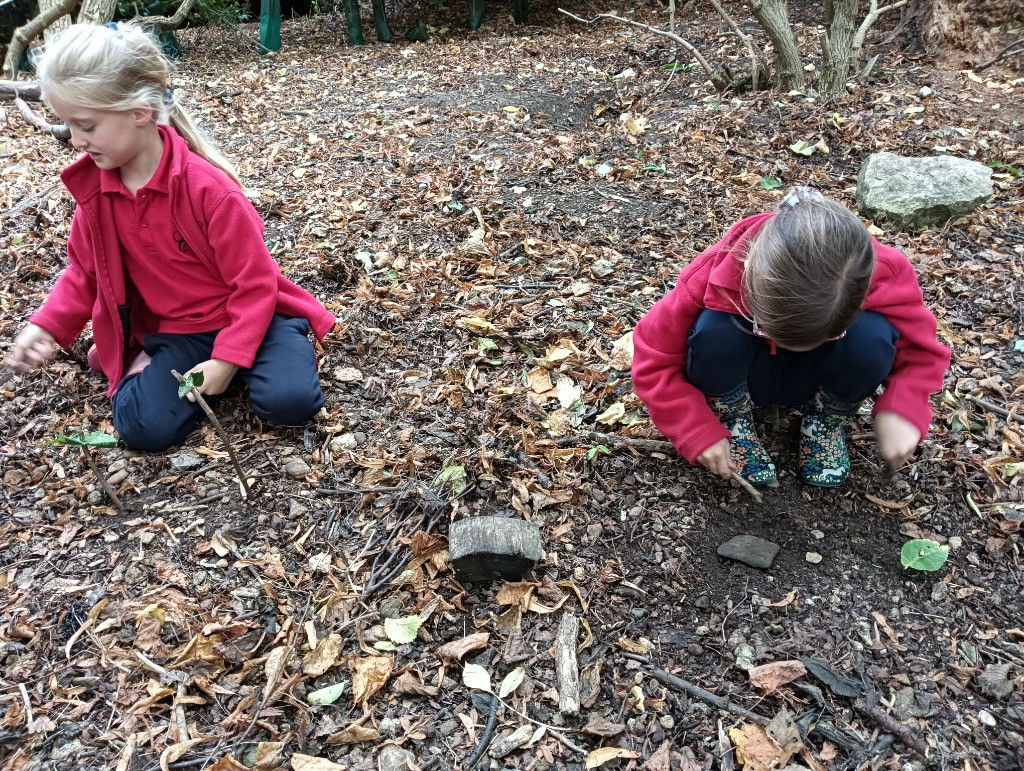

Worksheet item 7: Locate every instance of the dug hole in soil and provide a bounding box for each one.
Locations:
[1,2,1023,769]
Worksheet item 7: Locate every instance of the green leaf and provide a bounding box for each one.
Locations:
[758,176,782,190]
[900,539,950,571]
[498,666,526,698]
[373,640,397,651]
[1003,462,1024,479]
[640,162,667,174]
[49,431,117,448]
[476,337,499,354]
[661,61,699,73]
[177,370,204,400]
[307,682,347,705]
[585,445,611,461]
[447,200,464,211]
[384,615,424,645]
[788,140,815,156]
[1013,339,1024,352]
[435,465,468,495]
[462,663,492,693]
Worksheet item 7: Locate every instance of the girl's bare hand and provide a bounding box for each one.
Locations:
[7,324,57,372]
[874,411,921,471]
[697,438,736,480]
[182,358,240,402]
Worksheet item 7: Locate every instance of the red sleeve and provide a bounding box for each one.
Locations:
[204,191,279,368]
[631,253,730,464]
[29,215,97,349]
[867,247,951,441]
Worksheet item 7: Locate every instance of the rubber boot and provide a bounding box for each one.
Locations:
[708,385,777,486]
[799,390,861,487]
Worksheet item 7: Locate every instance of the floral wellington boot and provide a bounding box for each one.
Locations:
[708,386,777,485]
[799,390,861,487]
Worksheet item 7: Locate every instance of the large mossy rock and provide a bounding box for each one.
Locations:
[856,152,993,229]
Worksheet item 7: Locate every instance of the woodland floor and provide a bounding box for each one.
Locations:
[1,2,1024,770]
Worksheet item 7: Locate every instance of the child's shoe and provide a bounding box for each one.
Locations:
[799,390,861,487]
[708,386,777,486]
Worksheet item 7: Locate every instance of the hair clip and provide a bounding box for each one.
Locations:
[779,186,824,209]
[164,89,174,106]
[104,21,119,30]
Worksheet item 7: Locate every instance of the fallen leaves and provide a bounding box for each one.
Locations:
[350,656,394,705]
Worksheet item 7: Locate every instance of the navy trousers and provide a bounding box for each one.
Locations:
[687,310,899,407]
[112,314,323,451]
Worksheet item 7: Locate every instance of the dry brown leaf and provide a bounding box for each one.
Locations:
[748,660,807,693]
[435,632,489,661]
[207,756,247,771]
[768,589,797,607]
[303,633,342,677]
[643,741,671,771]
[617,636,653,654]
[114,734,137,771]
[251,741,286,771]
[290,754,347,771]
[585,747,641,768]
[265,646,289,688]
[496,581,538,609]
[160,739,208,771]
[350,655,393,704]
[581,714,626,737]
[326,721,382,744]
[729,723,783,771]
[393,671,440,697]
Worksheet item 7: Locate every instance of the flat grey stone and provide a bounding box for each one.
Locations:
[449,516,542,582]
[284,458,311,479]
[717,535,780,569]
[378,744,415,771]
[857,152,992,228]
[169,449,202,471]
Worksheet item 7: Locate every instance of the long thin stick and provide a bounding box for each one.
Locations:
[965,394,1019,423]
[84,447,123,510]
[852,699,931,759]
[171,370,250,500]
[729,471,764,503]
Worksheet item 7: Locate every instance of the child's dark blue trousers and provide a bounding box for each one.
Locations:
[112,314,323,451]
[687,310,899,407]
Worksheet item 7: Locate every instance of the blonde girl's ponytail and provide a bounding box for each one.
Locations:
[37,22,243,188]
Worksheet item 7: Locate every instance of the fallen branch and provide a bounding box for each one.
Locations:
[555,612,581,716]
[13,97,70,141]
[852,699,931,759]
[622,652,769,726]
[0,80,42,101]
[557,8,727,92]
[1,0,77,80]
[708,0,765,91]
[851,0,908,71]
[134,0,198,29]
[965,394,1019,423]
[1,182,61,222]
[171,369,251,500]
[84,445,124,510]
[976,36,1024,71]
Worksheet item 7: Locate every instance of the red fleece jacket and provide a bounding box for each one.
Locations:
[30,126,336,397]
[632,213,951,464]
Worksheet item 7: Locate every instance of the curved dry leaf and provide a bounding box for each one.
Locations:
[748,660,807,693]
[326,722,381,744]
[264,646,289,688]
[303,633,342,677]
[251,742,285,771]
[160,739,208,771]
[436,632,489,661]
[207,756,247,771]
[290,754,347,771]
[350,655,393,704]
[729,723,784,770]
[585,747,640,768]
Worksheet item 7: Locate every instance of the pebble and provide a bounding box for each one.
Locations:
[107,459,127,473]
[717,534,781,569]
[805,552,823,564]
[695,625,711,636]
[687,643,704,656]
[948,536,962,549]
[658,714,674,729]
[139,531,156,545]
[329,432,365,452]
[378,745,415,771]
[107,469,128,486]
[978,709,997,727]
[811,529,824,539]
[284,458,311,479]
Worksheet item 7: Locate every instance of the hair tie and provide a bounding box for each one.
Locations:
[164,88,174,106]
[104,21,119,30]
[779,186,824,209]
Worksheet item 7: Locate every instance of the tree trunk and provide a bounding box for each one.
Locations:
[370,0,392,43]
[747,0,805,90]
[40,0,72,47]
[820,0,858,99]
[512,0,529,25]
[341,0,364,45]
[2,0,77,81]
[468,0,484,31]
[76,0,118,25]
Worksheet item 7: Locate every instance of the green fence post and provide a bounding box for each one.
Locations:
[260,0,282,52]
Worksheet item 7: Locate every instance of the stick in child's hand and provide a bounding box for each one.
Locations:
[729,471,763,503]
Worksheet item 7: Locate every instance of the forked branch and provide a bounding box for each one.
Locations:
[851,0,908,71]
[557,8,727,92]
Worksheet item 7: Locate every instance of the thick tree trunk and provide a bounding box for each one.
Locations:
[1,0,77,81]
[341,0,364,45]
[820,0,859,99]
[370,0,392,43]
[747,0,805,90]
[76,0,118,25]
[40,0,72,46]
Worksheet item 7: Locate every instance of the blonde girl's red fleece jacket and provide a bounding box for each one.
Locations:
[631,213,951,464]
[30,125,336,397]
